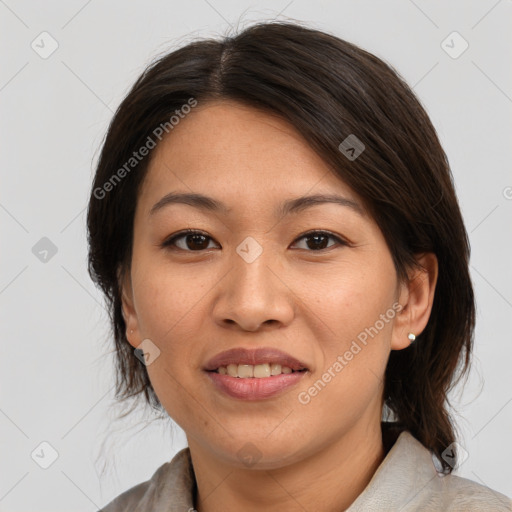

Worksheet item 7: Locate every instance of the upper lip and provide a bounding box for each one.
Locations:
[203,347,308,372]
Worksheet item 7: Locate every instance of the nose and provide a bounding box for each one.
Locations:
[212,244,295,332]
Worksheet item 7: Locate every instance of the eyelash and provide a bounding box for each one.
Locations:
[160,229,349,253]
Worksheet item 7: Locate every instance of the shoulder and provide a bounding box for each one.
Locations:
[443,472,512,511]
[347,429,512,512]
[98,461,171,512]
[396,432,512,511]
[428,471,512,511]
[98,448,195,512]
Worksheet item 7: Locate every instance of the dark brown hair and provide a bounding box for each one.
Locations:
[87,20,475,473]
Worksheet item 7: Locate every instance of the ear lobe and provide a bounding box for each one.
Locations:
[391,253,438,351]
[118,267,140,349]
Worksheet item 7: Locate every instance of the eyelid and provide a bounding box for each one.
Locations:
[161,229,349,251]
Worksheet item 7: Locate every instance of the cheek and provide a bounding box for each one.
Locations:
[301,257,396,344]
[294,260,396,414]
[294,320,393,439]
[132,257,211,341]
[129,261,213,410]
[130,262,209,426]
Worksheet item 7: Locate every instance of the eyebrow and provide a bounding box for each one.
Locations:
[149,192,365,218]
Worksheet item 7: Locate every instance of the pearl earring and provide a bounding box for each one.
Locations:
[408,333,416,342]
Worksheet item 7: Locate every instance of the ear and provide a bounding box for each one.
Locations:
[118,267,141,349]
[391,252,438,351]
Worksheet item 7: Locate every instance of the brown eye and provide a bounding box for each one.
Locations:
[291,231,347,251]
[162,230,218,251]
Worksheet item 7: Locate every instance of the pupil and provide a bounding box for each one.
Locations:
[308,234,328,250]
[188,234,208,250]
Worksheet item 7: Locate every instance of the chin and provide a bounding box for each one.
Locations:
[207,433,307,470]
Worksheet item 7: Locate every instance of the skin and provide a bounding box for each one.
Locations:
[121,100,438,512]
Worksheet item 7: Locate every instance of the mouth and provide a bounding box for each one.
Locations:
[203,347,309,400]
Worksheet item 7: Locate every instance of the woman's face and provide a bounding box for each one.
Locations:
[122,100,412,468]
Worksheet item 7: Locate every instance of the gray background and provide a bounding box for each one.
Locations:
[1,0,511,510]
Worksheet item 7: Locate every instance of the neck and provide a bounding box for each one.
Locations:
[188,419,386,512]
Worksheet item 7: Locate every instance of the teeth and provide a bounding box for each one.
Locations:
[238,364,254,378]
[218,363,299,378]
[227,364,238,377]
[270,363,281,376]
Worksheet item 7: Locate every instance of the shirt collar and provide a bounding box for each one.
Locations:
[346,428,441,510]
[158,425,439,511]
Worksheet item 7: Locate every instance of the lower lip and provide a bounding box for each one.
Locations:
[205,370,307,400]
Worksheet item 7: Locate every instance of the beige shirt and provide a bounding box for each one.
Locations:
[99,430,512,511]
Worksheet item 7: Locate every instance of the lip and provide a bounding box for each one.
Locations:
[203,347,308,372]
[203,347,309,401]
[206,371,307,400]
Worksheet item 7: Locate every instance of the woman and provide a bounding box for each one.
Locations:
[88,20,512,511]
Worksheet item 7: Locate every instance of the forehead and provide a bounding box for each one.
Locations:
[138,100,363,216]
